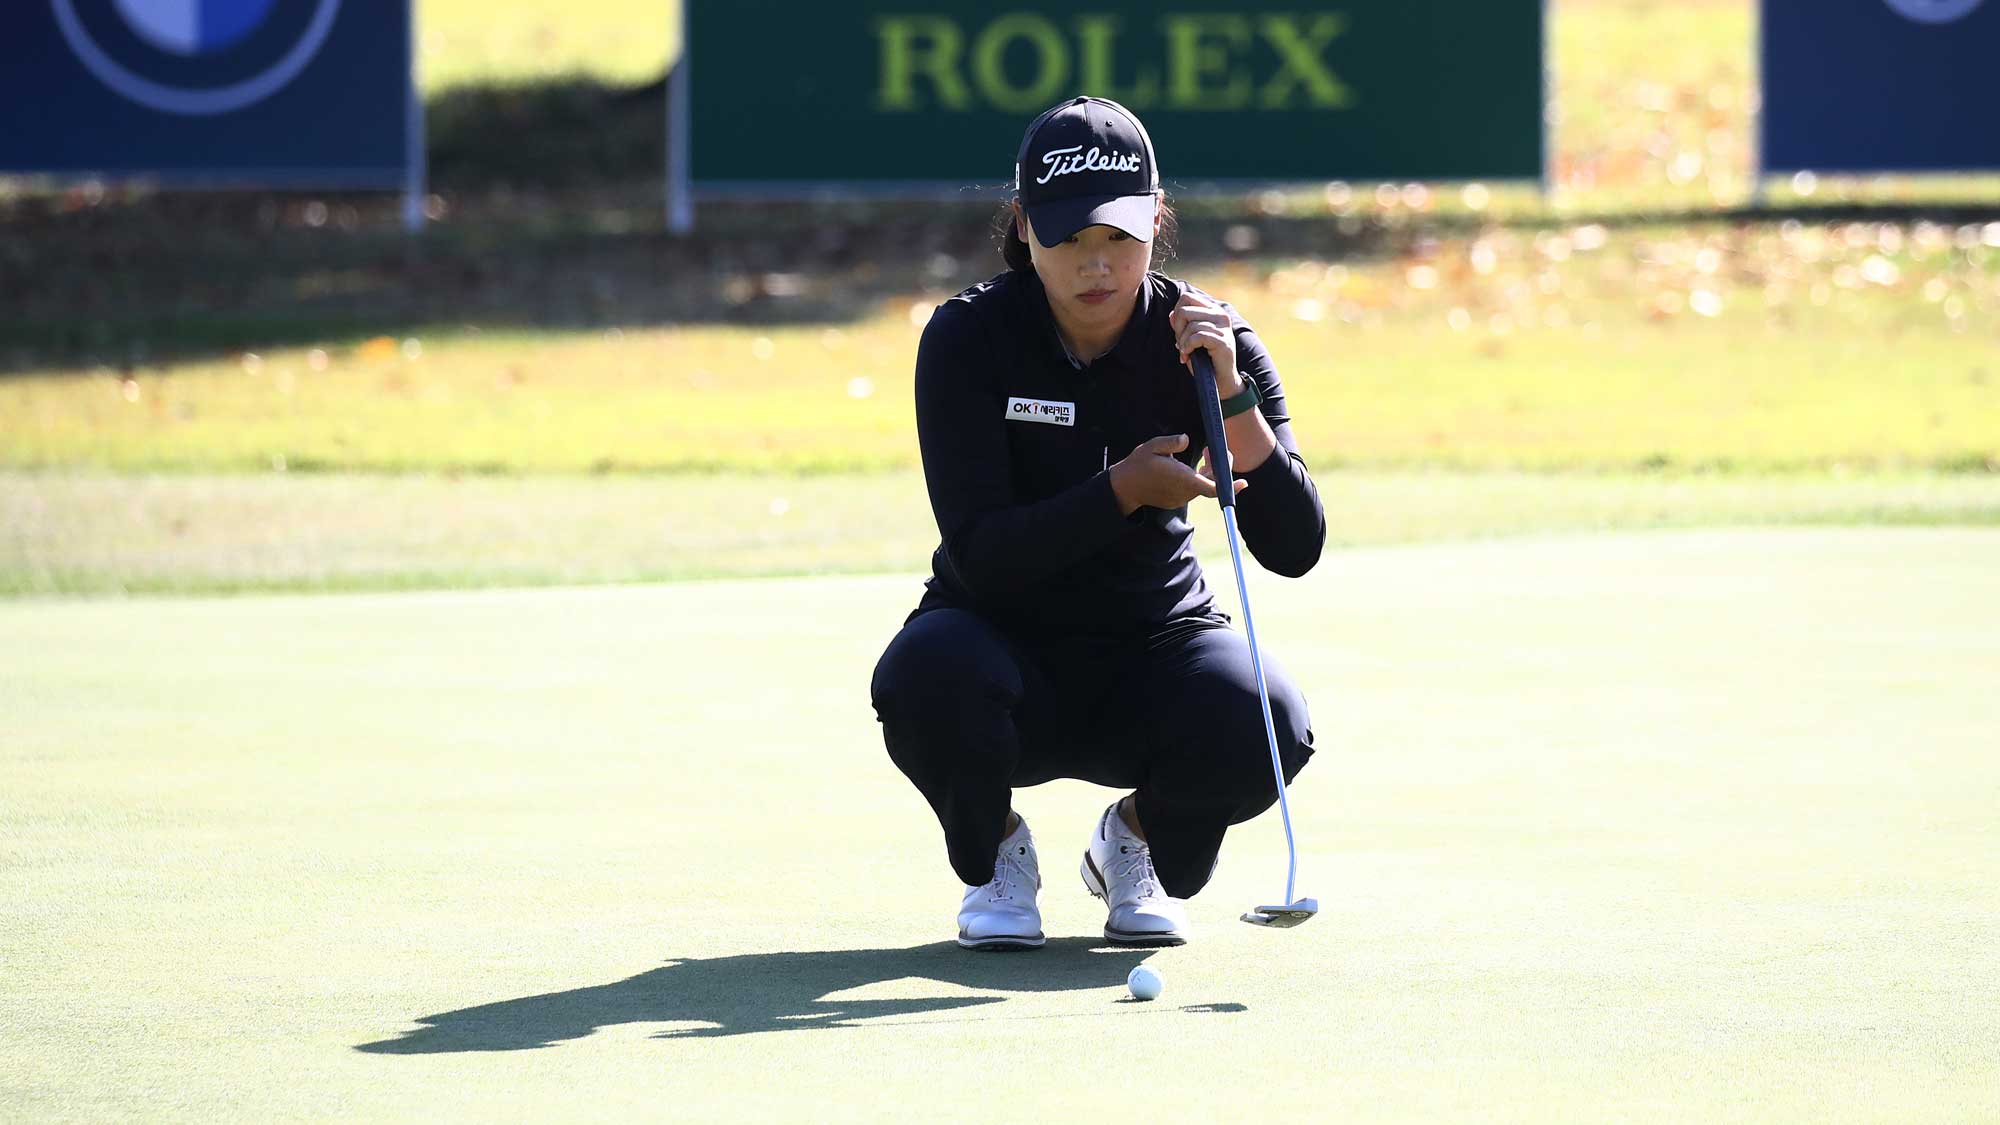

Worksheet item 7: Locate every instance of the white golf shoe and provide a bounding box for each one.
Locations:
[956,817,1045,951]
[1080,801,1190,946]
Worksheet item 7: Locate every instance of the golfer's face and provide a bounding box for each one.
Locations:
[1019,213,1154,329]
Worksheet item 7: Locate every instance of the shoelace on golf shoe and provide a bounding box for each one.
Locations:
[1109,841,1165,902]
[982,841,1035,902]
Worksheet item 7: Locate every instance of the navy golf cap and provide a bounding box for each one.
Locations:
[1014,96,1160,248]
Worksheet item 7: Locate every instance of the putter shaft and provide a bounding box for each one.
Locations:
[1220,504,1299,907]
[1188,350,1307,919]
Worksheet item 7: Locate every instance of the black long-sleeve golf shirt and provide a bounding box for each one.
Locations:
[911,267,1326,638]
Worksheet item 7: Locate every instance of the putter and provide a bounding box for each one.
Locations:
[1188,350,1319,930]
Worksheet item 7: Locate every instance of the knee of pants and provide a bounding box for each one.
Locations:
[1187,680,1315,813]
[869,609,1022,727]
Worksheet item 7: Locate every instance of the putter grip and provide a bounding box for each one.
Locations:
[1189,350,1235,509]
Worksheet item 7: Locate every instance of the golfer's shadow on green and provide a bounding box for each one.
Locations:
[357,938,1235,1053]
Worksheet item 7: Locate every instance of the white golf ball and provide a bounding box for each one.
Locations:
[1126,964,1164,1001]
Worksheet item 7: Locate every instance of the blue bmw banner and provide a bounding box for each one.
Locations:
[1762,0,2000,174]
[1,0,416,187]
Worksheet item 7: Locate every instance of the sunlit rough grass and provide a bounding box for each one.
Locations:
[5,468,1995,596]
[1552,0,1752,207]
[0,323,919,475]
[418,0,678,91]
[5,223,1994,476]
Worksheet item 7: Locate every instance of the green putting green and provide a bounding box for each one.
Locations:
[4,528,1996,1120]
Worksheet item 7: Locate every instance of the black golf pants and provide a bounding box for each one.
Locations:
[869,607,1314,899]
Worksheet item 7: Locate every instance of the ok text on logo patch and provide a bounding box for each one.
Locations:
[1005,397,1075,426]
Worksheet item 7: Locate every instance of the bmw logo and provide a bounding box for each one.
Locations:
[1881,0,1985,22]
[52,0,343,115]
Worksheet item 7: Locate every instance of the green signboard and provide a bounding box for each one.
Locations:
[674,2,1542,216]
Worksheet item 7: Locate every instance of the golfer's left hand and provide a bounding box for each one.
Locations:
[1169,292,1242,396]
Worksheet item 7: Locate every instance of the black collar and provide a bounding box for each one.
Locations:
[1107,274,1160,370]
[1019,269,1158,371]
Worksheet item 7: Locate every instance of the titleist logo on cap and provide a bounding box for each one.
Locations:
[1012,97,1159,244]
[1035,145,1144,186]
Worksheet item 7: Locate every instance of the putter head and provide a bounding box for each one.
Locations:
[1240,898,1319,928]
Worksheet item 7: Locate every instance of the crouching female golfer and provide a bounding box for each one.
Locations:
[870,97,1325,950]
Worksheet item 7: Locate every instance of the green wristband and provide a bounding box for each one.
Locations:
[1219,380,1263,418]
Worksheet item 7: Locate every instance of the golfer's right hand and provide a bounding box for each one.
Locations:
[1109,434,1247,516]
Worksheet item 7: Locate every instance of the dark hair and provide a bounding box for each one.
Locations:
[993,194,1178,272]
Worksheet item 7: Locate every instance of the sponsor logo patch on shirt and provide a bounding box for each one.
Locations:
[1006,397,1076,426]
